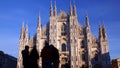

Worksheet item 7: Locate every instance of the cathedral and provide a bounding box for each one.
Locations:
[17,1,111,68]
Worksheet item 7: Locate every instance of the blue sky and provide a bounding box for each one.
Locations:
[0,0,120,59]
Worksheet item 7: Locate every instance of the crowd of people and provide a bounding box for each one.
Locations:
[21,41,59,68]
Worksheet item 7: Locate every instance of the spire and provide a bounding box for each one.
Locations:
[101,22,107,39]
[25,23,28,35]
[22,22,25,34]
[70,0,73,16]
[99,25,102,38]
[73,0,77,16]
[24,23,28,44]
[37,13,41,28]
[25,23,28,39]
[37,13,41,39]
[53,0,57,16]
[50,0,53,16]
[86,12,90,28]
[101,22,105,29]
[85,12,90,32]
[36,13,42,53]
[99,22,107,39]
[20,22,25,39]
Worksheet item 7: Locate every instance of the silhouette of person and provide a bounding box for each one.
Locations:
[41,41,52,68]
[22,45,29,68]
[50,44,60,68]
[29,45,39,68]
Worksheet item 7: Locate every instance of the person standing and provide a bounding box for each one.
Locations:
[21,45,29,68]
[29,45,39,68]
[41,41,52,68]
[50,44,60,68]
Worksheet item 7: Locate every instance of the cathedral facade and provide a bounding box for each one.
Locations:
[17,1,111,68]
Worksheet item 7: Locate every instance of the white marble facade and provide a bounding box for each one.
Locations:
[17,2,111,68]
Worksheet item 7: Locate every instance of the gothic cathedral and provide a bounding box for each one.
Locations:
[17,1,111,68]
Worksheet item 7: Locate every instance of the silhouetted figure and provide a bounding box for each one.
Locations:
[22,45,29,68]
[41,41,52,68]
[50,44,60,68]
[29,45,39,68]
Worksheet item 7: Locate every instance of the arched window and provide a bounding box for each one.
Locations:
[62,43,66,51]
[61,23,66,35]
[81,40,84,48]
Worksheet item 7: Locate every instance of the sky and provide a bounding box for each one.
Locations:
[0,0,120,60]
